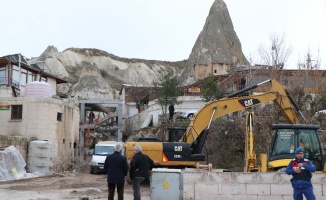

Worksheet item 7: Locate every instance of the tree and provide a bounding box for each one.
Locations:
[128,77,152,113]
[153,72,181,114]
[297,51,321,70]
[310,88,326,114]
[200,74,220,102]
[257,32,293,69]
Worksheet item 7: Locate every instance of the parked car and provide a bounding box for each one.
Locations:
[177,109,198,119]
[314,110,326,118]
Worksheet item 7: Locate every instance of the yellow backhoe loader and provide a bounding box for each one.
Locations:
[125,79,326,172]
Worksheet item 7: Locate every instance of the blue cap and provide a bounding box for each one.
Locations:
[295,147,303,154]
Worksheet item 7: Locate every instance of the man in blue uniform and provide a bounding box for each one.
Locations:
[286,147,316,200]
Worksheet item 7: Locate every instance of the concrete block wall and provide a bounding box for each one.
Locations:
[183,171,326,200]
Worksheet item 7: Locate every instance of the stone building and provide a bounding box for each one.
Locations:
[0,54,80,172]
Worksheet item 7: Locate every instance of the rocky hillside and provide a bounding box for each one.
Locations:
[30,0,247,99]
[31,47,186,99]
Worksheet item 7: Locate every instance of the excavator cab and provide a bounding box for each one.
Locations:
[268,124,325,171]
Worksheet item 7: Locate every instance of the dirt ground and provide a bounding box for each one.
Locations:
[0,164,150,200]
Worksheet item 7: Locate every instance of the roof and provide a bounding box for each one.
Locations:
[0,54,40,72]
[0,53,68,84]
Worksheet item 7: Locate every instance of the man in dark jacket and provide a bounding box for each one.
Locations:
[129,145,154,200]
[168,104,175,120]
[286,147,316,200]
[104,144,129,200]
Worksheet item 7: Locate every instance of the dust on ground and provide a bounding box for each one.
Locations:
[0,163,150,200]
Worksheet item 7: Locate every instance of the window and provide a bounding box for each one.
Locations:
[0,66,6,84]
[40,76,47,82]
[12,65,36,86]
[11,105,23,120]
[57,112,62,121]
[271,130,294,156]
[27,71,35,83]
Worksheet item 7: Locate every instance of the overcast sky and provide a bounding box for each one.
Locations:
[1,0,325,69]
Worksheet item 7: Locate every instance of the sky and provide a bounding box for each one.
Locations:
[1,0,325,69]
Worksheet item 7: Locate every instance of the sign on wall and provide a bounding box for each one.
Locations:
[188,88,201,93]
[0,105,10,110]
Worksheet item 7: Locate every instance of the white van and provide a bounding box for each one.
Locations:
[89,141,124,174]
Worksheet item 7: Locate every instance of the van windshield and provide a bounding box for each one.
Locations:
[94,146,114,155]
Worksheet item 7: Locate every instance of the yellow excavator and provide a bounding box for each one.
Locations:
[245,111,256,172]
[244,110,324,172]
[125,79,326,172]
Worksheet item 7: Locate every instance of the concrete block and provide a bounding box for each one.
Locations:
[257,195,289,200]
[271,184,292,195]
[257,173,280,184]
[278,173,292,184]
[218,172,232,183]
[311,173,326,184]
[194,183,218,199]
[316,195,325,200]
[247,184,270,195]
[183,182,194,199]
[282,195,294,200]
[183,172,204,183]
[313,184,322,196]
[231,172,258,184]
[209,195,233,200]
[206,172,232,184]
[220,184,246,195]
[233,194,258,200]
[196,172,208,183]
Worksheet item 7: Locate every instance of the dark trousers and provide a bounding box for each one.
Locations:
[108,183,124,200]
[132,177,145,200]
[293,186,316,200]
[169,113,173,120]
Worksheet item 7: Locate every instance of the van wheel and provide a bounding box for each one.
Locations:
[90,168,95,174]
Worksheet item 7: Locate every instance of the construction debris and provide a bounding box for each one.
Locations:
[0,146,45,181]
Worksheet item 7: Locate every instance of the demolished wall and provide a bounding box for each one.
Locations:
[0,146,45,181]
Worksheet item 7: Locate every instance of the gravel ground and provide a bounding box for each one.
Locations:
[0,164,150,200]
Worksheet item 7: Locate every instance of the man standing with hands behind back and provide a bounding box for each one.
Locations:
[104,144,129,200]
[286,147,316,200]
[129,145,154,200]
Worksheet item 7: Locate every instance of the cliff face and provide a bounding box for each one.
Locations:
[30,0,247,99]
[32,46,186,99]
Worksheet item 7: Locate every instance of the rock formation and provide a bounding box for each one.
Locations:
[179,0,248,85]
[29,0,248,99]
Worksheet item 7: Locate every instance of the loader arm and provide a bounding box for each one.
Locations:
[180,79,304,152]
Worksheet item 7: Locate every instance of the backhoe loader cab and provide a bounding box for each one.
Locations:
[268,124,325,171]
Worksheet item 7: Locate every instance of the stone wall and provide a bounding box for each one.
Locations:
[0,135,31,162]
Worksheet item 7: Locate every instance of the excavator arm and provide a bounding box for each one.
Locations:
[180,79,305,154]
